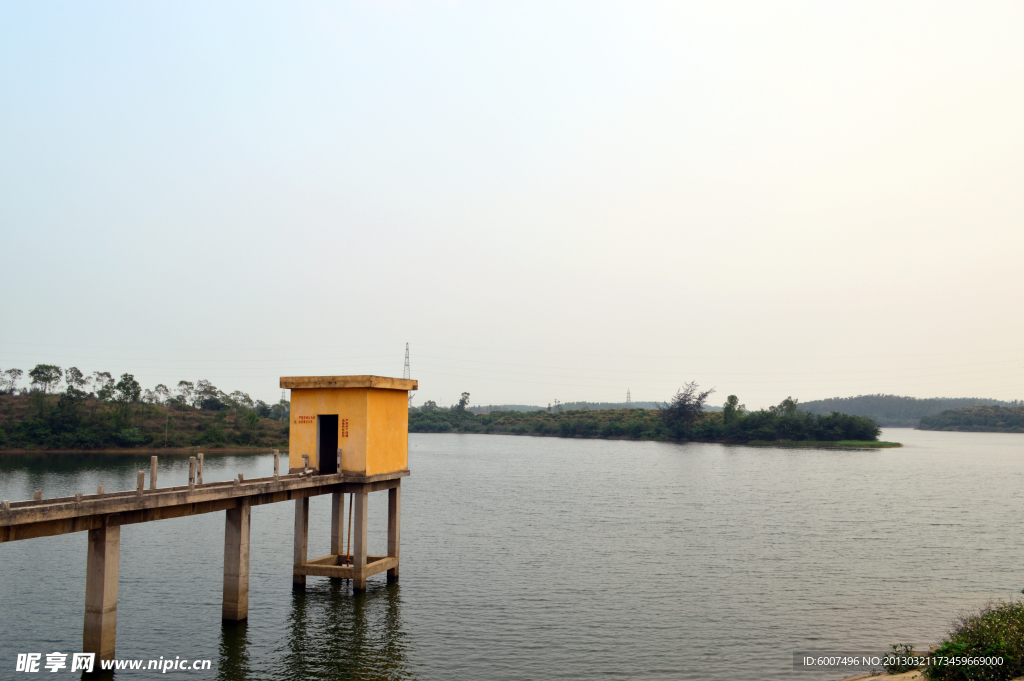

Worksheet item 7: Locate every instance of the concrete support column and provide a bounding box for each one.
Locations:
[83,519,120,660]
[222,500,251,621]
[387,483,401,581]
[330,489,344,564]
[293,497,309,588]
[352,489,369,591]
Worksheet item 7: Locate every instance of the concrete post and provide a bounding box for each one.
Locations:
[150,456,157,489]
[273,450,280,479]
[136,472,144,497]
[197,453,204,485]
[222,500,251,621]
[330,489,344,561]
[352,489,368,591]
[292,497,309,588]
[188,457,196,492]
[83,519,120,660]
[387,483,400,581]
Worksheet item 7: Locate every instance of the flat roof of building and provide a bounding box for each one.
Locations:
[279,375,418,391]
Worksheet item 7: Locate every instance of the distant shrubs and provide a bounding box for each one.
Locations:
[114,428,149,446]
[409,413,453,432]
[626,419,647,438]
[600,420,624,438]
[924,600,1024,680]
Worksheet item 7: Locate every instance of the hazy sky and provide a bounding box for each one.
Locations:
[2,2,1022,409]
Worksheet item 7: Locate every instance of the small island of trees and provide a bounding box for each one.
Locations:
[410,383,889,447]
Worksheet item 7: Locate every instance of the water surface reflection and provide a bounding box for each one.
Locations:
[220,581,416,681]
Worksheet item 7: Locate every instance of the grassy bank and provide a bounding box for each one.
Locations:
[923,599,1024,680]
[883,600,1024,680]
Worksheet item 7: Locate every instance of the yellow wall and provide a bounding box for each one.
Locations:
[366,388,410,476]
[288,388,408,476]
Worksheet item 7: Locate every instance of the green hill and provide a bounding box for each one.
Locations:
[799,394,1018,427]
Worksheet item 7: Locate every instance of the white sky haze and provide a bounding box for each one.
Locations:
[1,2,1022,409]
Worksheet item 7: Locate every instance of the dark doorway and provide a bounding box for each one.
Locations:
[317,415,339,474]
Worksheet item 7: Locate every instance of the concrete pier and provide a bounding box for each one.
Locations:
[330,490,344,561]
[351,490,369,590]
[222,500,251,621]
[292,480,401,588]
[293,497,309,588]
[387,485,400,581]
[3,373,417,661]
[83,520,120,660]
[2,463,407,658]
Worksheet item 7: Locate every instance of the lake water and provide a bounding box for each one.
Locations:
[1,429,1022,680]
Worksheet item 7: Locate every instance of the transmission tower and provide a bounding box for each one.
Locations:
[404,343,415,407]
[626,389,632,407]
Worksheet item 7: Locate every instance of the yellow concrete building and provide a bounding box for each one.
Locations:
[280,375,417,477]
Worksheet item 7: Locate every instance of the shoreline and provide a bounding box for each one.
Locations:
[741,440,902,449]
[841,671,925,680]
[0,447,284,455]
[408,431,901,448]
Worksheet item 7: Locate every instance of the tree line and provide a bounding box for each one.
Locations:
[0,363,289,450]
[1,363,288,419]
[409,384,882,443]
